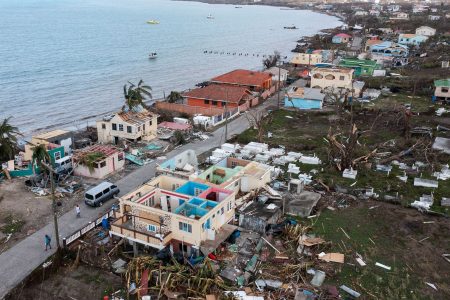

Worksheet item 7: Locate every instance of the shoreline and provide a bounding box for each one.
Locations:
[17,3,342,138]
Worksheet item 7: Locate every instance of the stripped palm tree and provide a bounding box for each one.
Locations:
[76,152,105,174]
[167,91,182,103]
[0,117,22,161]
[123,80,152,111]
[31,143,51,174]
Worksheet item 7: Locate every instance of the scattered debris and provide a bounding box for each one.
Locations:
[340,285,361,298]
[375,262,391,270]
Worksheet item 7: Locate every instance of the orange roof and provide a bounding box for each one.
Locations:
[210,69,271,87]
[400,33,417,38]
[366,39,383,46]
[183,84,251,104]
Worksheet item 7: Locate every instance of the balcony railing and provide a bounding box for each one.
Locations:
[110,214,172,247]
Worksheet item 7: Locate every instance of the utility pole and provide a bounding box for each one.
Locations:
[224,89,229,142]
[42,162,61,250]
[277,62,282,109]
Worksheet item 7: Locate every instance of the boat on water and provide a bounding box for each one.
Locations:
[149,52,157,59]
[284,25,298,29]
[235,6,242,8]
[207,14,214,19]
[147,20,159,24]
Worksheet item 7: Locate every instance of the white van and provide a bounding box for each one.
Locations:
[84,182,120,207]
[54,156,73,174]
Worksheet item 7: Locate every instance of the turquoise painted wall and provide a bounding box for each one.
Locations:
[284,97,322,110]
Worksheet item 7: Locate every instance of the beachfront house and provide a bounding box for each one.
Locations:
[415,26,436,37]
[182,84,255,111]
[109,174,238,256]
[210,69,272,92]
[290,53,322,66]
[434,79,450,101]
[24,129,73,161]
[7,143,65,178]
[72,144,124,179]
[263,67,289,84]
[398,34,428,46]
[332,33,352,44]
[310,67,354,91]
[338,58,383,77]
[284,87,324,110]
[96,107,158,145]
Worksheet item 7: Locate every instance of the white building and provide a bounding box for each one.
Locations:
[263,67,289,83]
[291,53,323,66]
[415,26,436,37]
[310,67,354,91]
[390,12,409,20]
[97,108,158,145]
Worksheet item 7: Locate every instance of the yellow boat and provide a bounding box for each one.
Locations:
[147,20,159,24]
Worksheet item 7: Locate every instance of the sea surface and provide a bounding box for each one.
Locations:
[0,0,341,135]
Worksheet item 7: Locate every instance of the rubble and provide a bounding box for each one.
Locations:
[414,178,438,188]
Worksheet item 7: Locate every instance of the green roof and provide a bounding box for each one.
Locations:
[339,58,379,68]
[434,79,450,87]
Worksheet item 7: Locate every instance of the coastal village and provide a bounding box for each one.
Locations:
[0,1,450,300]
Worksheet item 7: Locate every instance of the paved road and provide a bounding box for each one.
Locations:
[0,95,279,299]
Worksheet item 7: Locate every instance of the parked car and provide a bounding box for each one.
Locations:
[84,181,119,207]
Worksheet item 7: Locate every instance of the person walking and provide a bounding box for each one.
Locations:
[44,234,51,251]
[75,204,81,218]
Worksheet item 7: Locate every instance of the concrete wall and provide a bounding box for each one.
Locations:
[435,86,450,99]
[74,152,124,179]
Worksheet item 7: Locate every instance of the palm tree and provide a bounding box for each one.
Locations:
[123,80,153,110]
[31,143,51,173]
[0,117,22,161]
[167,91,182,103]
[76,152,105,174]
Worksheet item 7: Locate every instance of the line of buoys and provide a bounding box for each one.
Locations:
[203,51,288,60]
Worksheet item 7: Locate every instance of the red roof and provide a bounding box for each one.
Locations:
[158,122,192,131]
[183,84,251,104]
[335,33,352,38]
[210,69,271,87]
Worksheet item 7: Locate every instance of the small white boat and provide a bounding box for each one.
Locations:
[147,20,159,24]
[149,52,157,59]
[207,14,214,19]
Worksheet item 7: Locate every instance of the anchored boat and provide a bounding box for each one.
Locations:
[149,52,157,59]
[147,20,159,24]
